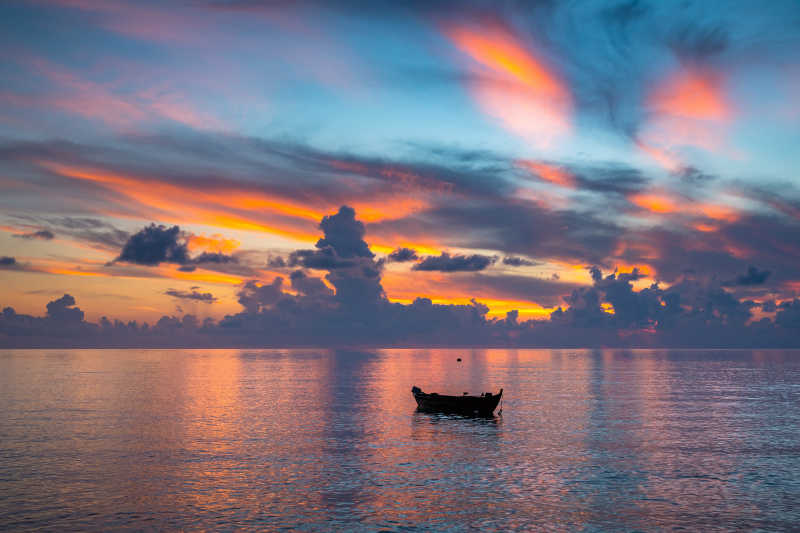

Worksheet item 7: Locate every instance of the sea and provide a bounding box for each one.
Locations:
[1,348,799,531]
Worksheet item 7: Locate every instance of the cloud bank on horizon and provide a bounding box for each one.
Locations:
[2,205,799,347]
[1,0,799,346]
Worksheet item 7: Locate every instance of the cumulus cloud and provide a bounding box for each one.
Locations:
[2,207,799,348]
[114,224,236,268]
[290,269,334,299]
[387,247,419,262]
[237,278,285,314]
[165,288,217,303]
[502,256,536,267]
[45,294,84,323]
[317,205,374,259]
[192,252,238,264]
[115,224,190,266]
[413,252,497,272]
[288,247,355,270]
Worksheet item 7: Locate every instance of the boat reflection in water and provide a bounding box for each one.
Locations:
[412,386,503,417]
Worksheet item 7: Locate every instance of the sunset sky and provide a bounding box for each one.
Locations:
[1,0,799,345]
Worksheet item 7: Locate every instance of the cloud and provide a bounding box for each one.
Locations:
[267,256,287,268]
[387,247,419,262]
[192,252,238,264]
[290,269,334,299]
[13,230,55,240]
[115,224,190,266]
[165,288,218,303]
[775,299,800,329]
[502,256,535,267]
[413,252,497,272]
[2,207,800,348]
[45,294,85,323]
[236,278,285,314]
[22,217,130,252]
[723,266,771,287]
[444,22,572,147]
[316,205,374,259]
[114,223,237,268]
[288,247,355,270]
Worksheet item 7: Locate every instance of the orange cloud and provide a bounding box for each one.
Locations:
[638,66,733,171]
[649,67,730,121]
[324,159,448,222]
[628,190,740,227]
[37,160,439,253]
[446,24,571,147]
[695,203,739,223]
[38,160,321,243]
[516,160,576,189]
[382,270,567,320]
[693,222,718,233]
[186,234,240,254]
[628,192,679,214]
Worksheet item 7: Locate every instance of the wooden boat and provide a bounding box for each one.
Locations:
[411,386,502,416]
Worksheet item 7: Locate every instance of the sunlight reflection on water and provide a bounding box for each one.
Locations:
[1,348,799,530]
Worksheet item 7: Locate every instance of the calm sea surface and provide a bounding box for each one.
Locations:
[1,349,799,531]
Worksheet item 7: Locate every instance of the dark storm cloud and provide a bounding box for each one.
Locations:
[13,229,54,240]
[165,288,218,303]
[502,256,536,267]
[413,252,497,272]
[387,247,419,262]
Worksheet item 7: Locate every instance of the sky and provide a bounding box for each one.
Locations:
[1,0,799,347]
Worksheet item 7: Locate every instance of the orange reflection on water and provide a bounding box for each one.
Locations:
[3,349,795,529]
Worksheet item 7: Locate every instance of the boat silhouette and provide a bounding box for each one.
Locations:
[411,386,503,416]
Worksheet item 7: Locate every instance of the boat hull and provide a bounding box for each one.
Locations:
[411,386,502,416]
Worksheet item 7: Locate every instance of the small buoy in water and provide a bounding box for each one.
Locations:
[457,357,462,362]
